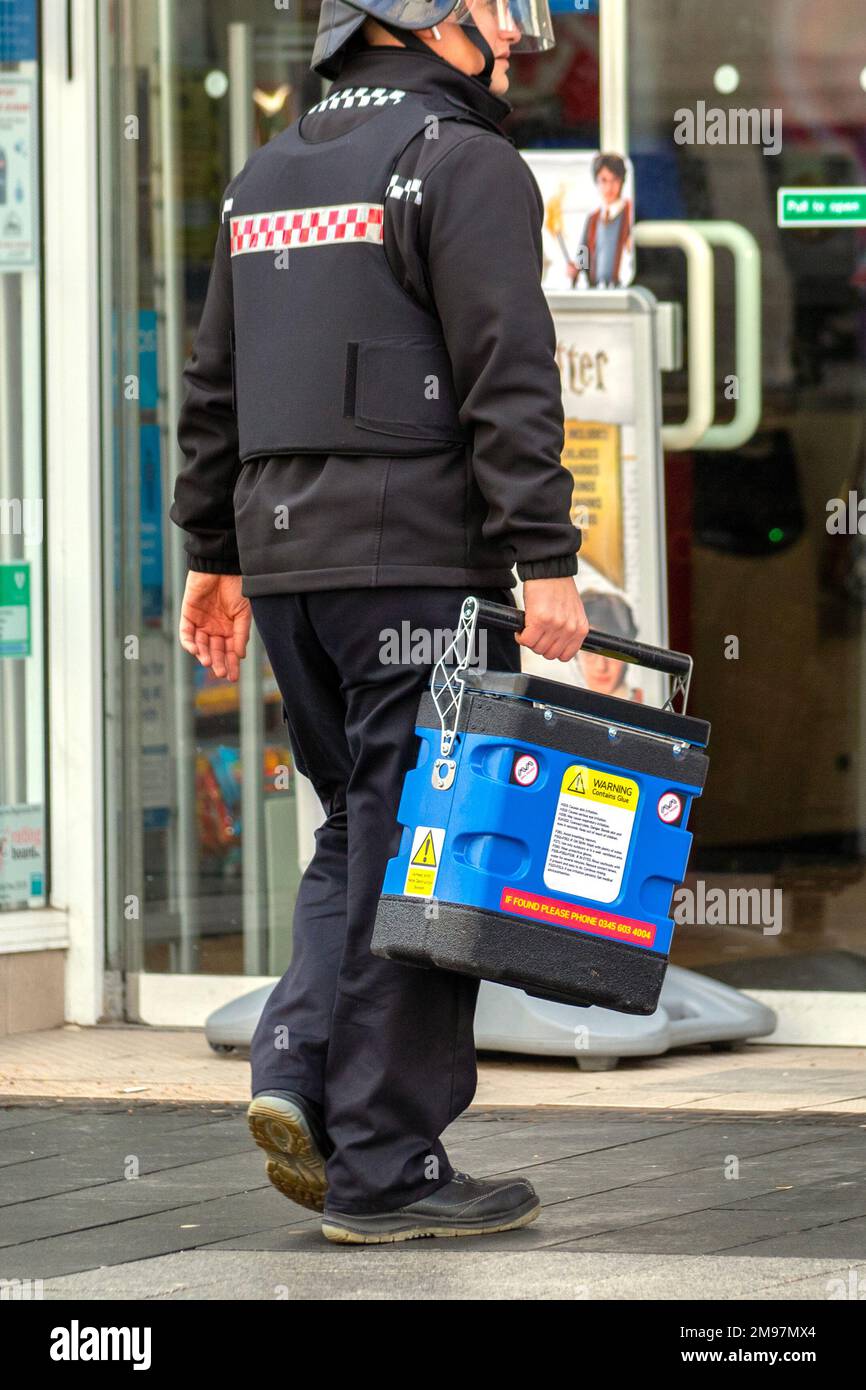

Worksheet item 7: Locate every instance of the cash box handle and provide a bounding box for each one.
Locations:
[474,599,693,679]
[431,596,694,759]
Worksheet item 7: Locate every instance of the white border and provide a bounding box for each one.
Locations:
[0,909,69,955]
[128,980,866,1047]
[746,992,866,1048]
[777,186,866,228]
[42,0,105,1024]
[130,974,277,1030]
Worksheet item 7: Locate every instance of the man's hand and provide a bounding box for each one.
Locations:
[179,572,252,683]
[517,577,589,663]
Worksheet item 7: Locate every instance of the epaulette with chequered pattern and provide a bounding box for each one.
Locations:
[307,86,407,113]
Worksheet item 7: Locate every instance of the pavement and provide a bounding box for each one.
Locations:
[1,1027,866,1300]
[3,1024,866,1112]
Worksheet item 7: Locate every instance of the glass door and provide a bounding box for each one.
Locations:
[621,0,866,1022]
[100,0,323,1021]
[100,0,866,1037]
[500,0,866,1036]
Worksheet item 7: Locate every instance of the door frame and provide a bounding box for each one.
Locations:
[41,0,106,1025]
[70,0,861,1046]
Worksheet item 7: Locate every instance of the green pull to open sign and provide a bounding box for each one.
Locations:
[778,187,866,227]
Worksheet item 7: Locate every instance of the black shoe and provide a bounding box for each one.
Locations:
[321,1171,540,1244]
[247,1090,333,1213]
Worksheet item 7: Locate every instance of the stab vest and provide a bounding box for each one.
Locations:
[227,87,506,461]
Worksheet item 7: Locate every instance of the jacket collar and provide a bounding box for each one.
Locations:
[332,45,512,129]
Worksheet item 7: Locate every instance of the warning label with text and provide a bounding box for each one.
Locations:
[500,888,656,949]
[404,825,445,898]
[543,764,639,904]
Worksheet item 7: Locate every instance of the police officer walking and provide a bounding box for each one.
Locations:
[171,0,587,1244]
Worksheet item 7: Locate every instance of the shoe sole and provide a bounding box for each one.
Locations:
[247,1096,328,1214]
[321,1196,540,1245]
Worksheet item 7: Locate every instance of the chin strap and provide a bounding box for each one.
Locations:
[376,17,496,88]
[377,19,432,56]
[460,21,495,86]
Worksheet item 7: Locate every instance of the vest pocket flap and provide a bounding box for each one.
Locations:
[348,336,468,442]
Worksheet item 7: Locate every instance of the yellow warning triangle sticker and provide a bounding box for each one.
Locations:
[411,831,438,867]
[566,769,588,796]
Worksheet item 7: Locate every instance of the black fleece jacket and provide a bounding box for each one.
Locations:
[171,44,581,594]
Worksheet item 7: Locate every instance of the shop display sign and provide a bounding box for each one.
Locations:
[0,562,30,659]
[0,75,37,271]
[0,803,44,908]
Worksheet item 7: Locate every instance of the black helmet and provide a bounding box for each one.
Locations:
[312,0,555,81]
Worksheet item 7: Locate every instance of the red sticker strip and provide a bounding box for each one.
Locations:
[500,887,657,948]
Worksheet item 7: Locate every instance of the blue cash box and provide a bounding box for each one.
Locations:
[372,598,710,1014]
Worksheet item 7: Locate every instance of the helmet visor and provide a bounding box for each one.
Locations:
[452,0,556,53]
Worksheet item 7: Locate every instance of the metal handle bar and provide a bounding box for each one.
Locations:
[473,600,692,680]
[431,597,694,759]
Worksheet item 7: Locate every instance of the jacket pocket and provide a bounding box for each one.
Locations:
[345,335,470,444]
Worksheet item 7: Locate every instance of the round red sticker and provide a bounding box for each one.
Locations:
[657,791,683,824]
[513,754,539,787]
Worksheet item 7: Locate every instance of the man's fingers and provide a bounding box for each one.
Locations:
[233,605,251,663]
[539,636,569,662]
[515,621,546,651]
[519,627,558,660]
[209,634,228,681]
[195,630,213,668]
[519,580,590,663]
[555,619,589,662]
[548,637,583,663]
[182,618,249,680]
[179,614,198,658]
[561,638,586,662]
[517,614,589,663]
[539,636,569,661]
[518,614,565,655]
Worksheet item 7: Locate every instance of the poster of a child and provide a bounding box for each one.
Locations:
[576,589,644,703]
[517,578,644,704]
[526,149,635,292]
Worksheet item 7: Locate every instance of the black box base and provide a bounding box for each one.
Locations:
[372,896,667,1015]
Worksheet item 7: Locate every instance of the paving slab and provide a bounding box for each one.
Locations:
[2,1101,865,1293]
[32,1249,866,1302]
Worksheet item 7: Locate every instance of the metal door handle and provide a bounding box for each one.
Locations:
[632,221,716,451]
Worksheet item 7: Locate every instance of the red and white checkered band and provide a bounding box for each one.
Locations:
[230,204,385,256]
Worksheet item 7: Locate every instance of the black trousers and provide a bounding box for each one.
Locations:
[249,586,520,1215]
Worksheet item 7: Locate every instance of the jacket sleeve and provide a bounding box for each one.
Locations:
[417,133,581,580]
[170,194,243,576]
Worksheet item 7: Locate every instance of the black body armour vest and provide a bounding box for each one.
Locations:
[228,88,504,460]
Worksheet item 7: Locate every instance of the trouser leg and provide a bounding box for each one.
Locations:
[249,593,351,1106]
[250,585,519,1213]
[309,587,519,1215]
